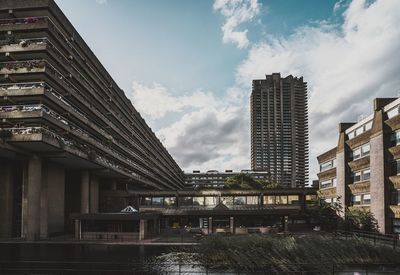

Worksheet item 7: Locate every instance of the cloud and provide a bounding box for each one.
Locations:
[213,0,261,49]
[129,81,218,120]
[236,0,400,180]
[128,81,250,172]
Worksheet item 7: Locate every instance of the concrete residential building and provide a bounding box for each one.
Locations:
[251,73,309,188]
[184,169,271,189]
[317,97,400,235]
[0,0,184,240]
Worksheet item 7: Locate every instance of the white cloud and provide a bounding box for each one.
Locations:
[236,0,400,181]
[129,81,218,120]
[213,0,261,49]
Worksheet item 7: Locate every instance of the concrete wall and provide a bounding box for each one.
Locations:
[0,162,13,237]
[47,163,65,234]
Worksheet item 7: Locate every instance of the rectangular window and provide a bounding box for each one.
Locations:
[164,197,176,206]
[353,148,361,160]
[143,197,151,205]
[352,143,370,160]
[263,195,275,205]
[391,131,400,146]
[362,194,371,205]
[221,196,233,206]
[397,160,400,175]
[332,178,337,187]
[353,171,362,183]
[387,106,399,119]
[320,179,334,189]
[393,219,400,234]
[152,197,163,205]
[234,196,246,205]
[306,195,317,203]
[276,195,288,204]
[288,195,299,205]
[193,197,204,206]
[246,196,259,205]
[205,196,217,206]
[362,169,370,181]
[320,159,336,172]
[179,197,193,206]
[352,195,361,205]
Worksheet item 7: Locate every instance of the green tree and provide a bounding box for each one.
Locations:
[306,195,343,231]
[257,180,280,189]
[345,207,379,232]
[225,173,260,189]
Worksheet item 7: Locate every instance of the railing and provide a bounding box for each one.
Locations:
[335,229,399,250]
[0,260,399,274]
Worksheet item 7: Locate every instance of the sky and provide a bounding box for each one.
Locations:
[55,0,400,182]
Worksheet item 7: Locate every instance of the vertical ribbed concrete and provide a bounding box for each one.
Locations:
[80,171,90,214]
[25,155,42,240]
[0,162,13,237]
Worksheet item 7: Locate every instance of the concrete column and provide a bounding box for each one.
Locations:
[370,110,388,234]
[40,163,48,238]
[81,171,90,214]
[139,219,147,240]
[25,155,42,241]
[74,219,81,240]
[111,180,117,191]
[0,162,13,238]
[47,164,65,234]
[208,217,213,234]
[230,217,234,234]
[284,216,289,232]
[90,176,99,213]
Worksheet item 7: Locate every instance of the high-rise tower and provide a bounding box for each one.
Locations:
[251,73,309,187]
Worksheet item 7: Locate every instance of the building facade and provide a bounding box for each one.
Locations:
[317,97,400,234]
[0,0,184,240]
[251,73,309,187]
[184,169,271,188]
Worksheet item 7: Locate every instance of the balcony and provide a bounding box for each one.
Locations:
[0,17,49,32]
[348,181,370,194]
[389,205,400,218]
[348,156,370,172]
[389,175,400,189]
[0,38,48,53]
[0,60,46,74]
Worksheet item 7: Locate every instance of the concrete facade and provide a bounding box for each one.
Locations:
[317,97,400,234]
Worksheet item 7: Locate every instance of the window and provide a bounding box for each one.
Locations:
[205,196,217,206]
[391,131,400,146]
[396,160,400,175]
[320,159,336,172]
[362,194,371,204]
[263,195,275,205]
[320,179,335,189]
[164,197,176,206]
[246,196,259,205]
[288,195,299,205]
[348,121,373,139]
[152,197,163,205]
[352,169,370,183]
[221,196,233,206]
[234,196,246,205]
[306,195,317,203]
[352,143,370,160]
[393,219,400,234]
[193,197,204,206]
[387,105,400,119]
[352,195,361,205]
[179,197,193,206]
[143,197,151,205]
[276,196,288,204]
[391,190,400,205]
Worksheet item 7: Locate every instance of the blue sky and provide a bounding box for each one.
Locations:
[54,0,400,181]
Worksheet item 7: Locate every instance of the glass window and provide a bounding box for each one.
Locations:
[353,171,361,183]
[205,196,217,206]
[362,169,370,181]
[320,179,333,189]
[263,195,275,205]
[352,195,361,205]
[364,121,373,131]
[246,196,259,205]
[179,197,193,206]
[332,178,337,187]
[393,219,400,234]
[362,194,371,205]
[348,131,355,139]
[164,197,176,206]
[306,195,317,203]
[234,196,246,205]
[288,195,299,205]
[392,131,400,146]
[152,197,163,205]
[361,144,370,157]
[387,106,399,119]
[221,196,233,206]
[276,196,288,204]
[355,127,363,136]
[396,160,400,175]
[143,197,151,205]
[193,197,204,206]
[353,148,361,160]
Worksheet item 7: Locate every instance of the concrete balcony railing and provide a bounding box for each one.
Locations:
[389,205,400,218]
[0,60,46,74]
[348,181,370,194]
[0,37,48,52]
[0,17,49,32]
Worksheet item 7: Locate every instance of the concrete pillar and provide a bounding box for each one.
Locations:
[284,216,289,232]
[111,180,117,191]
[74,219,81,240]
[0,162,13,238]
[230,217,234,234]
[139,219,147,240]
[40,163,48,238]
[208,217,213,234]
[25,155,42,241]
[47,164,65,234]
[90,176,99,213]
[370,110,388,234]
[81,171,90,214]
